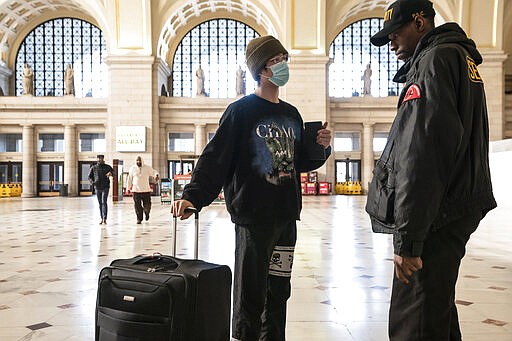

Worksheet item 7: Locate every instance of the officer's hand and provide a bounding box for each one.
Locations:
[394,255,423,284]
[171,199,194,220]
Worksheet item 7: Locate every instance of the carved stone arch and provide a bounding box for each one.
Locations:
[156,0,281,67]
[327,0,452,49]
[1,0,110,69]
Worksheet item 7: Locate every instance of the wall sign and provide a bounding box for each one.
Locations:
[116,126,146,152]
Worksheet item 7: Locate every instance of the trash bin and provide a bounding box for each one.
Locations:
[59,184,68,197]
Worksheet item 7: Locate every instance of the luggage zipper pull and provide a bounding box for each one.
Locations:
[147,263,176,272]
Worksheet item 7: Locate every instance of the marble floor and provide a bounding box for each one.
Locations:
[0,192,510,340]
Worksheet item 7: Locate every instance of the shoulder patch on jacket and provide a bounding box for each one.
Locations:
[466,56,483,83]
[402,84,421,104]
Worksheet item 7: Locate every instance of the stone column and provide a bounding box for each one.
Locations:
[106,56,155,166]
[287,54,332,182]
[194,123,207,156]
[21,124,36,197]
[64,124,77,196]
[362,123,374,193]
[160,123,168,178]
[478,51,508,141]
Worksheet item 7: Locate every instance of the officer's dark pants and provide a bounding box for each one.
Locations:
[389,212,482,341]
[132,192,151,222]
[232,221,297,341]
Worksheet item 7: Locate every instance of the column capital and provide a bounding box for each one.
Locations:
[289,54,330,66]
[104,55,155,68]
[479,50,508,64]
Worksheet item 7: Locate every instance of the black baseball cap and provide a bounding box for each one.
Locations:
[370,0,435,46]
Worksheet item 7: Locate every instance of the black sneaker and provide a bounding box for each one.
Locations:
[137,220,142,224]
[145,213,149,221]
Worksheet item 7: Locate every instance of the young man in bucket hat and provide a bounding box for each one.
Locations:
[366,0,496,339]
[172,35,332,340]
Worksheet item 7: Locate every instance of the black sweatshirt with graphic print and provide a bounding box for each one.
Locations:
[182,94,331,225]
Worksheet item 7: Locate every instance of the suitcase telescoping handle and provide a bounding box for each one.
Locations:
[172,207,199,259]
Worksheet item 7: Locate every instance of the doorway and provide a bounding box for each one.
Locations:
[335,159,361,182]
[37,162,64,196]
[169,160,194,179]
[79,161,95,196]
[0,162,22,184]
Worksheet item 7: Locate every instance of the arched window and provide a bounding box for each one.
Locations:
[15,18,107,97]
[172,19,259,98]
[329,18,402,97]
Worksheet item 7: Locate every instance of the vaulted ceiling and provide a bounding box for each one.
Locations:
[0,0,106,65]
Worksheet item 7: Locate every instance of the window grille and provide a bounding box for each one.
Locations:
[15,18,107,97]
[168,133,194,152]
[79,133,106,152]
[0,134,23,152]
[334,132,361,151]
[329,18,403,97]
[38,133,64,152]
[172,19,259,98]
[373,132,389,152]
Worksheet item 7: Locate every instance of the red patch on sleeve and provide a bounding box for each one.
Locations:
[402,84,421,104]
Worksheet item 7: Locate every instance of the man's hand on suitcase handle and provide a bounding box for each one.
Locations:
[171,199,195,220]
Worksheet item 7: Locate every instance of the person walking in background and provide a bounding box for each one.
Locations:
[127,156,159,224]
[88,154,113,225]
[365,0,497,340]
[172,35,331,341]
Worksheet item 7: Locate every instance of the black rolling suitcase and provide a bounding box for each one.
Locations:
[95,208,232,341]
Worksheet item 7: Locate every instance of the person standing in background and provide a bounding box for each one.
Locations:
[88,155,113,225]
[127,156,159,224]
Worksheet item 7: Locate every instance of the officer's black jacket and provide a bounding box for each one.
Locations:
[366,23,497,256]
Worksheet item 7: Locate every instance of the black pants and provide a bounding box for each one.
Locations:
[232,221,297,341]
[389,212,481,341]
[132,192,151,221]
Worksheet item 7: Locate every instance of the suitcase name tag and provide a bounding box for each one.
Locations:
[122,295,135,302]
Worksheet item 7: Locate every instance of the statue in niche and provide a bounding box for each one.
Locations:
[168,73,173,96]
[161,84,168,96]
[236,65,246,96]
[196,64,206,96]
[362,63,372,96]
[22,63,34,95]
[64,63,75,95]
